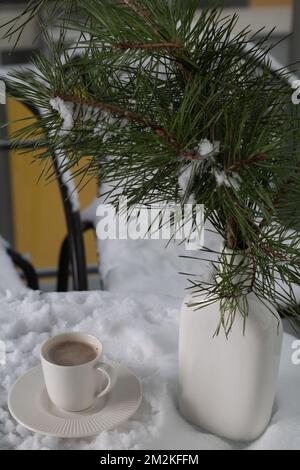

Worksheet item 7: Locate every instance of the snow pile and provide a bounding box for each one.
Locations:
[96,214,220,298]
[86,180,221,298]
[0,290,178,450]
[0,290,300,450]
[0,238,26,296]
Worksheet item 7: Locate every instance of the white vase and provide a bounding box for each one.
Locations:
[178,290,283,441]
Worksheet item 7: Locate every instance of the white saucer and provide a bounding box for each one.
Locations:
[8,363,142,438]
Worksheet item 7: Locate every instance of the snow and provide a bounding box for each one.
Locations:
[47,98,80,212]
[178,163,196,200]
[84,187,300,304]
[49,97,74,132]
[197,139,220,158]
[0,289,300,450]
[215,170,241,190]
[178,139,220,200]
[55,151,80,212]
[0,237,26,296]
[85,181,219,297]
[82,197,100,223]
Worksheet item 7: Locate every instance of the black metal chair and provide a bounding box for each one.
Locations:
[6,247,39,290]
[1,80,89,291]
[57,221,95,292]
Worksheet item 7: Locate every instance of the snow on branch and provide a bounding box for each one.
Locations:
[179,139,220,199]
[215,171,241,191]
[50,96,74,132]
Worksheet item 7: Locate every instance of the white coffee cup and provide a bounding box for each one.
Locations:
[41,332,117,412]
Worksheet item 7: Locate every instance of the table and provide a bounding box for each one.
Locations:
[0,289,299,450]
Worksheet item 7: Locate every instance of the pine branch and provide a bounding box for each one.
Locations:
[113,42,184,51]
[53,92,218,162]
[116,0,160,35]
[260,239,295,263]
[53,92,181,149]
[179,150,197,161]
[5,0,300,328]
[116,0,194,81]
[225,153,267,173]
[226,216,238,250]
[259,174,297,229]
[248,251,257,293]
[271,177,295,209]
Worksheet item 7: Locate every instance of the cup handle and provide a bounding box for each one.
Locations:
[95,361,118,398]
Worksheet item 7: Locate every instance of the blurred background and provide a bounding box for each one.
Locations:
[0,0,299,291]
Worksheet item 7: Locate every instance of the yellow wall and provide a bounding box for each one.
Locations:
[7,98,97,270]
[251,0,291,5]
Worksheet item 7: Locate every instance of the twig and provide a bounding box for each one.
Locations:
[53,93,214,161]
[270,177,295,209]
[53,92,180,149]
[260,240,292,262]
[226,216,237,250]
[259,175,295,229]
[248,248,257,293]
[113,42,184,51]
[116,0,160,34]
[115,0,193,82]
[225,153,267,173]
[180,149,200,160]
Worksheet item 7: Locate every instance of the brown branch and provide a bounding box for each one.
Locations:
[116,0,160,34]
[260,240,292,262]
[180,149,200,161]
[54,92,181,150]
[113,42,184,51]
[115,0,193,82]
[226,216,238,250]
[225,153,267,173]
[248,253,257,293]
[53,94,220,163]
[270,177,294,210]
[259,176,296,230]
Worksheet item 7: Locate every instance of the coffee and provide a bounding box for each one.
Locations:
[46,340,98,366]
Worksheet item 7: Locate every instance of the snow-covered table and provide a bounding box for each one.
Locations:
[0,289,299,450]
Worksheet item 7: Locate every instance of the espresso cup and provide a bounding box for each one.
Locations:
[41,332,117,412]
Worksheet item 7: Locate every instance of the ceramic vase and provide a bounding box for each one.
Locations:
[178,257,283,441]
